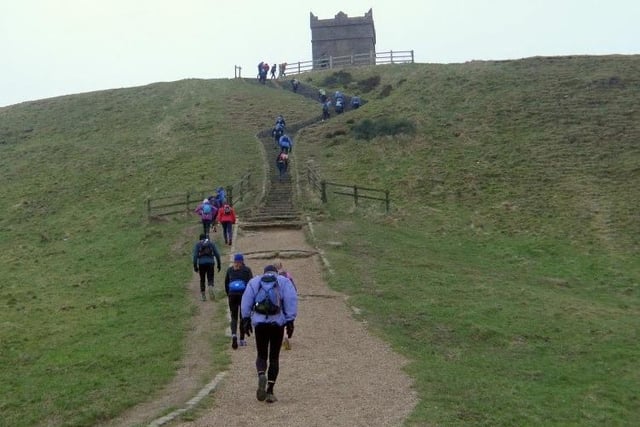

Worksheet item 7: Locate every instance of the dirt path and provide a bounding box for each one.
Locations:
[105,223,417,426]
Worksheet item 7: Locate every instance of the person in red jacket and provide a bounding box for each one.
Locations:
[216,203,237,246]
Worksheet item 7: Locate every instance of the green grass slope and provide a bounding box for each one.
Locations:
[296,56,640,425]
[1,55,639,426]
[0,79,318,426]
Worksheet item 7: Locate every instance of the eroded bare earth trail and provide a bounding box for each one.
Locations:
[106,79,418,427]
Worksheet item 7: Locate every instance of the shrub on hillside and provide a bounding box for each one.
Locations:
[350,117,416,141]
[322,70,353,86]
[378,84,393,98]
[356,75,381,93]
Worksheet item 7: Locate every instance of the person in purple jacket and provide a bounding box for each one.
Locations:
[194,199,217,237]
[241,265,297,403]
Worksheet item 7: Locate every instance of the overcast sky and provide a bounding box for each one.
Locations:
[1,0,638,107]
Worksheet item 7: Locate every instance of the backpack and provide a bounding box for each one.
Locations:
[224,205,231,214]
[279,136,291,148]
[202,203,212,215]
[229,279,246,294]
[198,240,213,257]
[253,275,281,315]
[279,271,297,291]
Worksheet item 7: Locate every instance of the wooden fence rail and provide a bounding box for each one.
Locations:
[236,49,414,78]
[307,164,390,213]
[146,172,253,218]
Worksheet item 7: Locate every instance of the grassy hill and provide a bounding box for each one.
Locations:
[1,55,639,426]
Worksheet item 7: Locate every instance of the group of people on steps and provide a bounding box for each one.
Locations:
[320,89,361,120]
[191,184,299,404]
[188,82,360,405]
[272,115,293,181]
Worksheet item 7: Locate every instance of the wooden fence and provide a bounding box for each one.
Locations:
[235,49,414,77]
[146,172,253,218]
[307,165,390,213]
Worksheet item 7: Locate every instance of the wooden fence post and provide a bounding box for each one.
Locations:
[147,198,151,217]
[321,181,327,203]
[411,50,414,63]
[385,190,390,213]
[354,185,358,206]
[227,185,233,206]
[186,192,191,212]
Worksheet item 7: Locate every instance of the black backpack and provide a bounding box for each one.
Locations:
[253,275,282,315]
[198,240,213,257]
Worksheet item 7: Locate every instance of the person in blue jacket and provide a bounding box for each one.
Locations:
[241,265,297,403]
[278,134,293,154]
[192,234,221,301]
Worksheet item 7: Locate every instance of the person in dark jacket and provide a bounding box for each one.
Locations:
[192,234,221,301]
[225,253,254,349]
[276,151,289,181]
[241,265,298,403]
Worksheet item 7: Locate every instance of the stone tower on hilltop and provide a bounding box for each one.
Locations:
[310,9,376,68]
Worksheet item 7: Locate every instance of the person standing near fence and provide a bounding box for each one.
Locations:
[241,265,298,403]
[216,202,237,246]
[192,234,222,301]
[225,253,254,349]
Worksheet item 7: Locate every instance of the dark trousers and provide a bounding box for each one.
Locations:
[228,293,244,339]
[221,222,233,243]
[198,264,214,292]
[202,219,212,236]
[277,162,288,180]
[254,323,285,384]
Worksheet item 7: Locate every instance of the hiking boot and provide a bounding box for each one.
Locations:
[208,286,215,300]
[200,292,206,301]
[266,393,278,403]
[232,336,238,350]
[256,374,267,401]
[239,339,247,347]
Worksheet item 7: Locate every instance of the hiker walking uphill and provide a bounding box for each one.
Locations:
[274,260,297,350]
[194,199,217,237]
[291,78,299,93]
[276,151,289,181]
[278,134,293,154]
[192,234,222,301]
[216,203,236,246]
[241,265,297,403]
[224,253,254,349]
